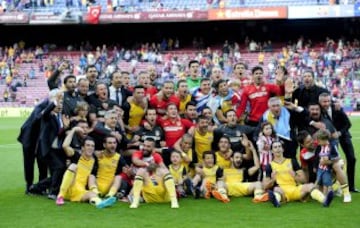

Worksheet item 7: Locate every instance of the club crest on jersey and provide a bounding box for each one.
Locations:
[236,131,241,136]
[155,130,160,136]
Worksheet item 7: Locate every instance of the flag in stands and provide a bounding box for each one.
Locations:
[88,6,101,24]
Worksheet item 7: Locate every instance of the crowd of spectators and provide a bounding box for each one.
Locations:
[1,36,360,110]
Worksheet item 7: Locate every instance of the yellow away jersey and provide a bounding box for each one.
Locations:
[179,94,191,114]
[194,130,213,163]
[96,152,120,186]
[203,165,221,184]
[215,151,232,169]
[169,164,186,184]
[220,99,233,114]
[129,101,145,128]
[75,156,95,187]
[224,168,244,184]
[270,159,297,186]
[182,148,193,172]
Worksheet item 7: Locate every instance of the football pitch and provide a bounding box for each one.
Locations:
[0,117,359,227]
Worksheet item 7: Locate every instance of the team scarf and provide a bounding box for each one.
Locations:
[209,89,239,125]
[263,107,291,140]
[192,88,211,113]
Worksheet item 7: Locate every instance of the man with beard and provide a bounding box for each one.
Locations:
[291,70,329,107]
[213,110,256,156]
[266,141,334,208]
[132,108,166,155]
[150,81,180,116]
[84,65,99,94]
[55,137,117,209]
[304,102,337,138]
[236,66,284,126]
[129,138,179,209]
[318,92,358,192]
[191,115,213,164]
[61,75,82,117]
[89,136,127,198]
[176,79,191,115]
[210,148,268,203]
[213,110,257,180]
[297,130,352,203]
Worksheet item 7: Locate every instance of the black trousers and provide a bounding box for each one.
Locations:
[282,139,298,160]
[339,135,357,190]
[46,148,66,195]
[22,145,48,189]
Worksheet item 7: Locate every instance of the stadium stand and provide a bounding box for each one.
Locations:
[0,39,358,108]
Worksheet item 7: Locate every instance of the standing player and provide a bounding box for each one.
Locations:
[236,66,284,126]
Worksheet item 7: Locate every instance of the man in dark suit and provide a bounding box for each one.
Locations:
[319,92,358,192]
[90,109,128,151]
[108,71,132,108]
[292,70,329,107]
[17,99,49,193]
[37,90,69,198]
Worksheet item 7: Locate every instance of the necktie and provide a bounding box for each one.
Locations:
[57,114,63,134]
[116,88,120,104]
[57,114,63,148]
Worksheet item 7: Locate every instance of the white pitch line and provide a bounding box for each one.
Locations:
[0,144,19,147]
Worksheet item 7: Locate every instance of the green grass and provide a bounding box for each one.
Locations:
[1,117,360,227]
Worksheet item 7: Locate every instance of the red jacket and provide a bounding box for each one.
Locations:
[236,83,284,122]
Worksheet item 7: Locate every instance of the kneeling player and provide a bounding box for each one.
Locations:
[129,138,179,209]
[56,137,116,208]
[211,144,268,203]
[265,141,334,208]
